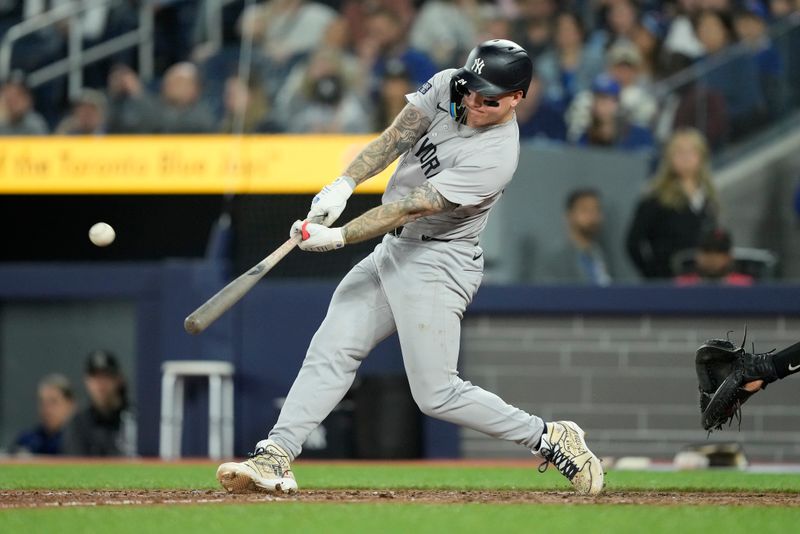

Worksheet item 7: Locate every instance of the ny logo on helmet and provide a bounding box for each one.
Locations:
[471,58,485,75]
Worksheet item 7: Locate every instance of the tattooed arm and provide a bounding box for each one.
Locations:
[342,182,456,244]
[344,104,432,185]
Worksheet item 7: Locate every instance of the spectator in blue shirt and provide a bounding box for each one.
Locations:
[12,375,75,455]
[360,8,438,105]
[517,74,568,142]
[536,11,605,107]
[769,0,800,106]
[694,9,766,139]
[586,0,641,57]
[576,74,655,151]
[734,4,787,117]
[567,44,658,142]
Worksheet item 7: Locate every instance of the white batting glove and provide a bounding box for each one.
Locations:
[307,176,356,227]
[290,220,345,252]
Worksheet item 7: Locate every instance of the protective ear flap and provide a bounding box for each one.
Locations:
[449,74,469,124]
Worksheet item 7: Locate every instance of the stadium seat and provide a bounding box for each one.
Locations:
[159,360,234,460]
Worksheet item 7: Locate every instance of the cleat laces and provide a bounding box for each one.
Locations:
[248,446,290,478]
[538,443,579,481]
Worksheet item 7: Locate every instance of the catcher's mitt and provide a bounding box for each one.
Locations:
[695,332,778,432]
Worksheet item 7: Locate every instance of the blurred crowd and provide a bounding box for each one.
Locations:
[9,350,136,457]
[537,126,772,285]
[0,0,798,148]
[0,0,798,284]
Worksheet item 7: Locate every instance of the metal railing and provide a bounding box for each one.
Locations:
[651,15,800,151]
[0,0,154,98]
[198,0,241,54]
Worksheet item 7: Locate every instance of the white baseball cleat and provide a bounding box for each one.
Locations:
[536,421,604,496]
[216,440,298,494]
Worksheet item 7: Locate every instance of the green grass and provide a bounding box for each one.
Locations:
[2,503,800,534]
[2,463,800,533]
[2,462,800,492]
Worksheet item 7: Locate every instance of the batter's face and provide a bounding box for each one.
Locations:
[462,90,523,128]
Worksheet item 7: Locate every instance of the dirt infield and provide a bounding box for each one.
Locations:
[3,489,800,508]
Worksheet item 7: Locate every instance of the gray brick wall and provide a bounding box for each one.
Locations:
[460,315,800,461]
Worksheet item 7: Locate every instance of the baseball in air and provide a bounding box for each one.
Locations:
[89,222,115,247]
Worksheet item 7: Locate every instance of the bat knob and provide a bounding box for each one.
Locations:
[184,316,202,335]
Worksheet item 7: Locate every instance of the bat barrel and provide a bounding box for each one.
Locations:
[182,234,303,335]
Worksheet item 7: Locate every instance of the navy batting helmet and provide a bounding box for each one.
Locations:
[456,39,533,97]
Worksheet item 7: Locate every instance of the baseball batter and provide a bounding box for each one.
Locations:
[217,40,604,496]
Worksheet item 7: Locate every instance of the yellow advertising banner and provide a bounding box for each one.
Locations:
[0,135,393,194]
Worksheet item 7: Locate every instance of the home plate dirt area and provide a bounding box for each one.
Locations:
[3,489,800,508]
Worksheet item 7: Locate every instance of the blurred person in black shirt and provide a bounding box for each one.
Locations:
[626,128,718,279]
[63,350,136,457]
[105,64,161,134]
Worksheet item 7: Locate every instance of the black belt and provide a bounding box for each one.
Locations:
[388,226,452,242]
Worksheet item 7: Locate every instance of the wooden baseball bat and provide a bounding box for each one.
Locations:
[184,233,303,335]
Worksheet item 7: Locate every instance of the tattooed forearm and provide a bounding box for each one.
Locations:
[342,182,456,244]
[344,104,431,185]
[403,181,457,214]
[342,203,410,244]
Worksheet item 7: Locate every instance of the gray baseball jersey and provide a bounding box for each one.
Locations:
[383,68,520,241]
[267,69,544,462]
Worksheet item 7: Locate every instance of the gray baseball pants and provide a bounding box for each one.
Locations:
[268,233,545,460]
